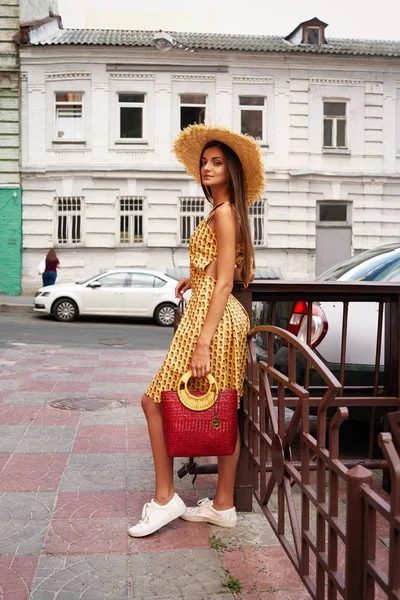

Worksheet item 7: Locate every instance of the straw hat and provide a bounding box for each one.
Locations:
[173,124,266,206]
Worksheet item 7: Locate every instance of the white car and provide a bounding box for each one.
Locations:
[34,269,185,326]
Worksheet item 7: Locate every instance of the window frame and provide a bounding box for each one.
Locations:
[117,92,147,142]
[305,26,321,44]
[323,100,348,149]
[179,196,206,246]
[179,94,207,130]
[118,195,145,246]
[54,196,84,246]
[239,96,267,143]
[54,92,84,142]
[316,201,352,228]
[249,200,266,247]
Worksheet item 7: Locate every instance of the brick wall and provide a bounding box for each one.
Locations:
[0,188,22,295]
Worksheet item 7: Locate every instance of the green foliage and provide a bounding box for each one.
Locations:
[209,535,227,550]
[221,569,242,594]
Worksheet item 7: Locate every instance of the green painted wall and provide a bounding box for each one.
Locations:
[0,188,22,295]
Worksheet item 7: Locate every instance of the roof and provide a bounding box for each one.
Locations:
[28,28,400,58]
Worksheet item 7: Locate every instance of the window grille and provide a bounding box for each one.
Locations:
[239,96,266,142]
[323,101,347,148]
[249,200,265,247]
[119,196,144,244]
[179,197,205,244]
[55,93,83,140]
[56,197,82,244]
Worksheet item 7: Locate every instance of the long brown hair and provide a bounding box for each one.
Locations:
[46,248,58,261]
[200,140,254,286]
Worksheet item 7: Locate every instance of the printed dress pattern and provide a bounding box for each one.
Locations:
[145,208,250,403]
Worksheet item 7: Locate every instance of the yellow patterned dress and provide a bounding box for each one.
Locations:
[146,203,250,403]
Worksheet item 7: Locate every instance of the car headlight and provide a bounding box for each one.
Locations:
[41,292,50,297]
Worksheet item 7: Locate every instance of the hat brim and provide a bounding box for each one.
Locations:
[173,124,266,206]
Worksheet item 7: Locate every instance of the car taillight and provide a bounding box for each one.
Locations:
[288,301,328,348]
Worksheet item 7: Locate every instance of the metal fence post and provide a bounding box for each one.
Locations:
[233,285,253,512]
[345,465,373,600]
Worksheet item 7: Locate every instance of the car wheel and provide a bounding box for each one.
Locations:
[154,303,176,327]
[52,298,78,322]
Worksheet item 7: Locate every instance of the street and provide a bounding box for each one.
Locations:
[0,312,173,350]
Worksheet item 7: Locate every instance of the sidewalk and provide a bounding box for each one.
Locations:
[0,295,34,313]
[0,342,306,600]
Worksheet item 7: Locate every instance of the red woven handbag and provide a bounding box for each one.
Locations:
[161,371,238,457]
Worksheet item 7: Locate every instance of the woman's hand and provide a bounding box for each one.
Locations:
[190,341,210,378]
[175,278,191,300]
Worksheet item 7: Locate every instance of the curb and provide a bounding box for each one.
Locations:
[0,303,34,314]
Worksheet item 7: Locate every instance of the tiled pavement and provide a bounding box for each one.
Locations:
[0,343,315,599]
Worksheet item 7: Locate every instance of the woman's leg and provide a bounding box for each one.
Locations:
[141,394,175,505]
[213,430,241,510]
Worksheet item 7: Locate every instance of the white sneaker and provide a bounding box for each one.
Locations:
[128,493,186,537]
[180,497,237,528]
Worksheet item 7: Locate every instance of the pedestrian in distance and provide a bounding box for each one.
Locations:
[42,248,60,287]
[128,124,266,537]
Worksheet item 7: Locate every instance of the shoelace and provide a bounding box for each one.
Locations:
[138,502,152,524]
[196,497,212,509]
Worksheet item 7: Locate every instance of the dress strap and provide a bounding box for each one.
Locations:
[205,201,233,223]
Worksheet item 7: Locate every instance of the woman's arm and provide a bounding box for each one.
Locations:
[190,204,236,378]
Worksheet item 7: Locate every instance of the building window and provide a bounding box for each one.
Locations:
[119,196,144,244]
[319,203,348,222]
[118,93,145,139]
[249,200,265,246]
[179,197,205,244]
[180,95,206,130]
[56,197,82,244]
[239,97,266,142]
[306,26,321,44]
[55,93,84,140]
[323,101,347,148]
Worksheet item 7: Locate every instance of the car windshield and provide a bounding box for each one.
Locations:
[317,245,400,282]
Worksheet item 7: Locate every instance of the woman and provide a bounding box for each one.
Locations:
[42,248,60,287]
[128,124,266,537]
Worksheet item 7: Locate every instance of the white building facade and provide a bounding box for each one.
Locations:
[19,18,400,292]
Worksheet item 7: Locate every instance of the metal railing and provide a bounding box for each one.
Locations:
[233,281,400,599]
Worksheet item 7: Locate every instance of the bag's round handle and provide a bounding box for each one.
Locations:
[177,370,219,411]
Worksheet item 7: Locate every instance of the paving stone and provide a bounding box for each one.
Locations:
[209,513,281,549]
[4,392,50,405]
[125,406,146,425]
[54,491,127,519]
[0,518,50,555]
[45,517,128,555]
[126,455,193,492]
[16,425,77,454]
[129,548,224,598]
[61,454,127,491]
[0,405,40,425]
[18,381,57,392]
[32,406,81,426]
[73,425,127,453]
[0,556,38,600]
[0,454,68,492]
[126,425,151,453]
[0,492,57,520]
[31,555,128,599]
[52,381,90,393]
[80,408,128,425]
[0,380,24,391]
[0,426,29,452]
[221,546,304,596]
